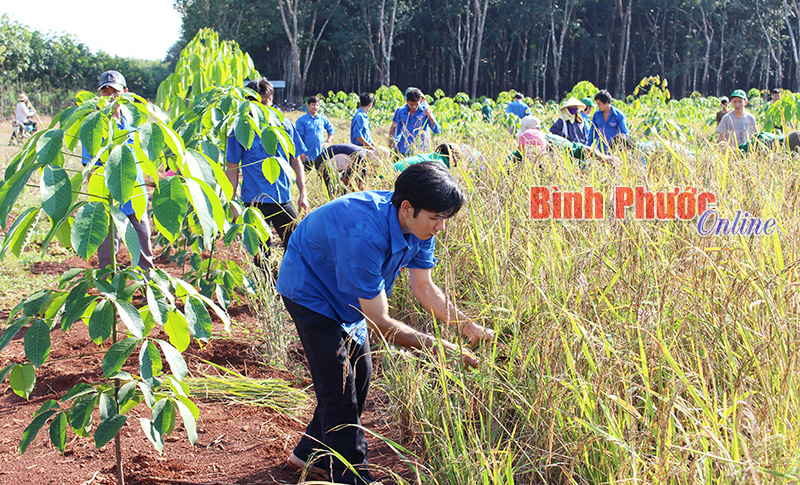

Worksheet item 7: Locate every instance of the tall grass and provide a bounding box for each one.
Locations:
[370,120,799,483]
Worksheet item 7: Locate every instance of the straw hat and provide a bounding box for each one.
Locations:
[18,93,28,102]
[561,97,584,110]
[519,115,541,131]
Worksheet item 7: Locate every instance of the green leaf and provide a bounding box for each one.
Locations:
[114,301,145,338]
[185,296,212,342]
[146,286,169,326]
[0,319,26,354]
[233,114,255,149]
[71,202,109,259]
[0,207,40,259]
[262,158,282,184]
[60,283,96,331]
[49,412,68,453]
[183,177,220,244]
[23,319,51,368]
[105,145,137,205]
[94,414,127,449]
[174,397,198,445]
[182,149,216,187]
[21,290,51,317]
[261,126,279,154]
[139,340,163,387]
[99,392,117,421]
[153,398,176,437]
[9,363,36,399]
[138,417,164,453]
[164,311,190,352]
[69,393,99,430]
[108,206,141,269]
[136,122,165,162]
[156,339,188,380]
[88,300,115,344]
[152,176,188,243]
[40,165,73,222]
[117,381,138,409]
[102,337,140,378]
[79,112,106,157]
[0,164,40,230]
[215,284,231,310]
[20,410,57,453]
[36,129,65,165]
[61,382,96,402]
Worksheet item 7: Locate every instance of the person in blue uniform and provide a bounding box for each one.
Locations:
[350,92,375,149]
[296,95,334,167]
[277,162,494,484]
[388,87,440,155]
[589,89,630,153]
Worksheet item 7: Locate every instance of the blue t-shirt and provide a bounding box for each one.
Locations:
[295,112,334,161]
[506,100,530,119]
[225,119,306,204]
[350,108,372,146]
[81,113,146,216]
[392,104,440,155]
[590,105,629,152]
[277,191,437,344]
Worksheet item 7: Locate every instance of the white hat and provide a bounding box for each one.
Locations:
[561,97,584,109]
[18,93,28,102]
[520,115,541,131]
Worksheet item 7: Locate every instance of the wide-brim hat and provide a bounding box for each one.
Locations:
[561,97,584,110]
[18,94,28,102]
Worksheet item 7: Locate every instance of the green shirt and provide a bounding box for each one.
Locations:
[393,152,450,171]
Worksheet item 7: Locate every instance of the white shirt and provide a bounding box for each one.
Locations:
[15,102,34,124]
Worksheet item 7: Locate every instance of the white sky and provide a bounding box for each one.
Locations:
[4,0,183,61]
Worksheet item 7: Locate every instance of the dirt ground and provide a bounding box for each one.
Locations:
[0,117,419,484]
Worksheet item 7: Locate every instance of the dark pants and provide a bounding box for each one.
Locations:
[252,201,298,249]
[282,296,374,485]
[98,213,154,276]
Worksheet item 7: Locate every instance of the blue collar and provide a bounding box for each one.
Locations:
[388,203,410,254]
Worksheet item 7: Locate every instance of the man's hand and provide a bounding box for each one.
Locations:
[439,339,479,368]
[297,193,309,213]
[460,321,495,346]
[423,105,433,118]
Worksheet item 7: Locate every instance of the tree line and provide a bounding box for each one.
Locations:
[0,14,169,115]
[171,0,799,103]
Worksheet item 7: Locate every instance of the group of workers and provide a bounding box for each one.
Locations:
[18,69,793,485]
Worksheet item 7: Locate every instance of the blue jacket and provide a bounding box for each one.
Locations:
[392,104,440,155]
[590,105,629,152]
[295,112,334,161]
[506,100,530,119]
[350,107,372,146]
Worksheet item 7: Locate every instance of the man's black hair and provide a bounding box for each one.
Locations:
[307,95,319,104]
[594,90,612,104]
[359,92,374,107]
[392,162,465,218]
[246,78,273,100]
[406,88,422,102]
[514,93,524,100]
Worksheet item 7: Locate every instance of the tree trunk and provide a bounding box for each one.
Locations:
[470,0,490,97]
[699,4,714,95]
[757,0,782,89]
[550,0,575,100]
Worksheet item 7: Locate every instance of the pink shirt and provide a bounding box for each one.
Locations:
[519,129,547,156]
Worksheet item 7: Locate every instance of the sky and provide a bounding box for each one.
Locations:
[4,0,183,61]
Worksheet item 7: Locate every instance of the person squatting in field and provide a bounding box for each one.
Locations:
[225,78,308,257]
[510,115,617,167]
[312,143,388,196]
[276,162,495,485]
[590,89,631,153]
[81,70,154,276]
[550,97,588,144]
[388,87,440,155]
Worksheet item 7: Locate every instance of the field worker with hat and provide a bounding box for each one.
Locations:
[277,162,494,484]
[550,97,588,144]
[15,93,38,131]
[388,87,440,155]
[589,89,630,153]
[581,97,595,136]
[481,99,493,123]
[717,89,757,146]
[81,70,154,275]
[716,96,730,126]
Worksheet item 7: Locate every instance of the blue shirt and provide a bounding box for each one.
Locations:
[225,119,306,204]
[392,104,440,155]
[350,108,372,146]
[81,113,145,216]
[506,100,530,119]
[590,105,629,152]
[295,112,334,161]
[277,191,437,344]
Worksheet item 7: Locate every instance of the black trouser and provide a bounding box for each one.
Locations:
[282,296,374,485]
[252,201,298,249]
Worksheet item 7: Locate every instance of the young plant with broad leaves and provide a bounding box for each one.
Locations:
[0,28,295,484]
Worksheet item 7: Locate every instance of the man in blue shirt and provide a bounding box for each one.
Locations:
[506,93,530,119]
[388,87,440,155]
[82,70,153,275]
[277,163,494,484]
[590,89,630,153]
[296,95,334,166]
[226,78,308,253]
[350,92,374,149]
